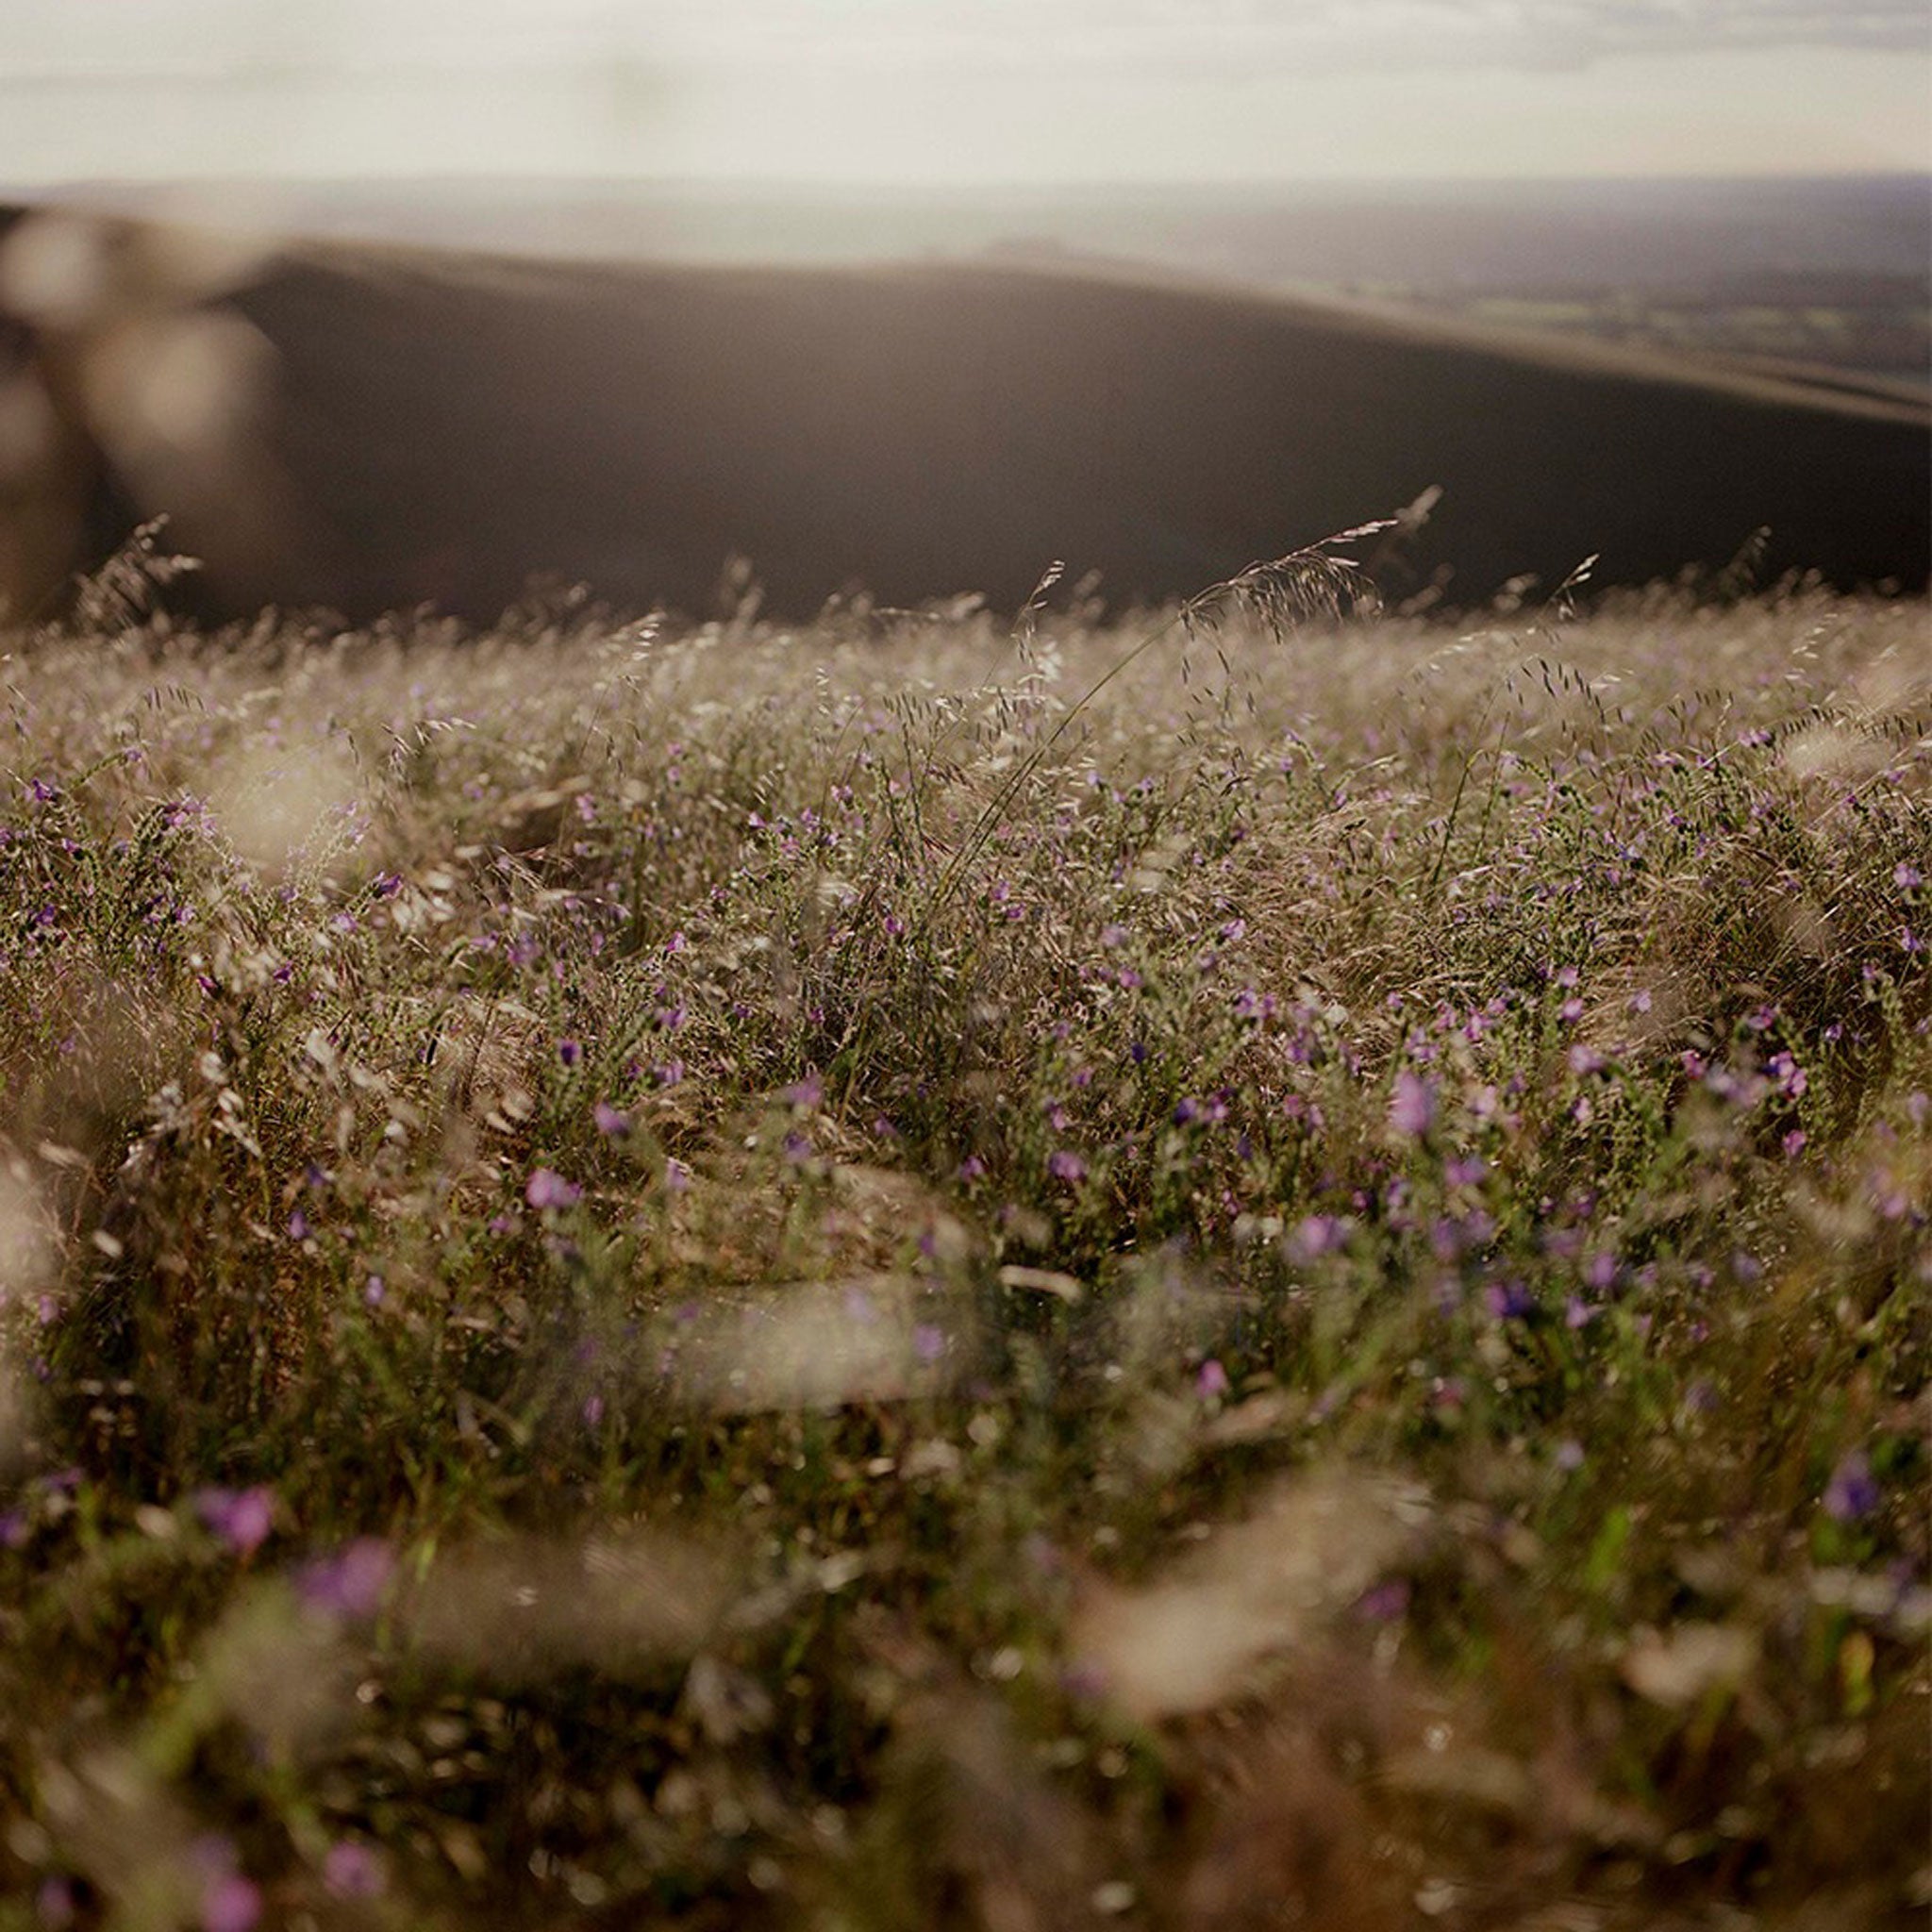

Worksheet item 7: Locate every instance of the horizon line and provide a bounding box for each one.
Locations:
[14,165,1930,195]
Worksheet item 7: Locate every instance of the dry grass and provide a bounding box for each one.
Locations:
[0,547,1925,1928]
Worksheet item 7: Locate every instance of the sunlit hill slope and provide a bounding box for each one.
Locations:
[1,208,1926,621]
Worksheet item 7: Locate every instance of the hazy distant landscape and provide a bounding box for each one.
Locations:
[2,179,1926,626]
[44,173,1926,291]
[43,172,1931,391]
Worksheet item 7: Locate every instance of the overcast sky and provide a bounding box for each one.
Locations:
[0,0,1925,184]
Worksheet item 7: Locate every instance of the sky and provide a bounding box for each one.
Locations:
[0,0,1926,185]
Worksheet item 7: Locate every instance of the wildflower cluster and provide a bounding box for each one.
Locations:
[0,574,1924,1926]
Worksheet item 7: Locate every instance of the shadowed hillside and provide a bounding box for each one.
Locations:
[4,211,1927,621]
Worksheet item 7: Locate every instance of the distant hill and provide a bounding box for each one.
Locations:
[2,209,1926,623]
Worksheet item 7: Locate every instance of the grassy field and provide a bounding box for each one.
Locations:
[0,534,1926,1930]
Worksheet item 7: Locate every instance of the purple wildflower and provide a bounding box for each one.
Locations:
[35,1876,77,1928]
[185,1839,259,1932]
[558,1038,582,1067]
[912,1324,946,1365]
[1485,1280,1537,1322]
[1353,1578,1410,1623]
[593,1100,631,1137]
[295,1538,394,1619]
[322,1841,387,1899]
[199,1874,260,1932]
[1389,1071,1436,1139]
[1046,1149,1088,1185]
[194,1487,274,1557]
[1195,1357,1231,1399]
[1293,1214,1350,1259]
[1824,1450,1880,1524]
[525,1168,582,1209]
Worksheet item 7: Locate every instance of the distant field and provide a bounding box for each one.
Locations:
[1404,271,1928,400]
[1,548,1925,1928]
[1,207,1927,625]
